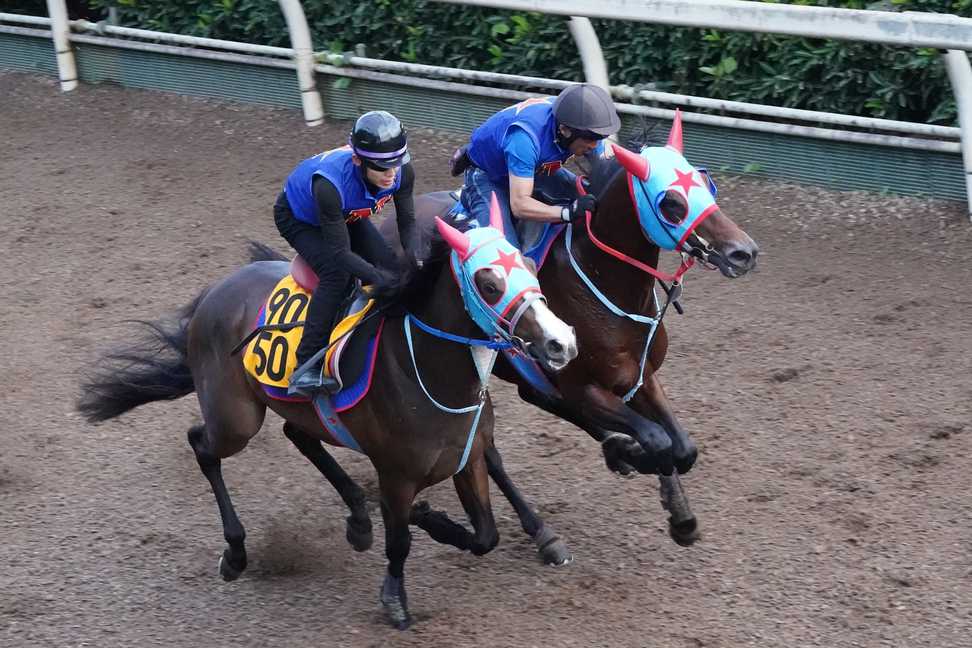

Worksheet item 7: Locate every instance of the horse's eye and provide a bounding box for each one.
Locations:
[659,190,688,225]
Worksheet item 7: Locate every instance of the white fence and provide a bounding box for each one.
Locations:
[429,0,972,217]
[5,0,972,215]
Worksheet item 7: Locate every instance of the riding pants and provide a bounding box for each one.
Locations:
[460,166,577,250]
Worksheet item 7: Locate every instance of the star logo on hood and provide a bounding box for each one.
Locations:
[669,168,703,195]
[491,249,524,276]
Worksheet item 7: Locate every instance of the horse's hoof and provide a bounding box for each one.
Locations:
[668,516,700,547]
[540,539,573,567]
[380,576,412,630]
[346,516,373,552]
[218,551,244,582]
[387,610,413,631]
[534,525,572,566]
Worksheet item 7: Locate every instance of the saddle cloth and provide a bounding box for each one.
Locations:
[242,257,383,404]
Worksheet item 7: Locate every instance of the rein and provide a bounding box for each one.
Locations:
[404,313,508,474]
[402,241,538,474]
[576,176,695,283]
[565,175,688,402]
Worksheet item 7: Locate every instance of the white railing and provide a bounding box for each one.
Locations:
[427,0,972,217]
[3,1,970,214]
[428,0,972,49]
[7,1,324,126]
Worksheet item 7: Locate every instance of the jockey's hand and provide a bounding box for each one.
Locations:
[369,268,402,300]
[561,194,597,223]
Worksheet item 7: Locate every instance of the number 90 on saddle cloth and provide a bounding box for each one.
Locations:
[242,258,384,405]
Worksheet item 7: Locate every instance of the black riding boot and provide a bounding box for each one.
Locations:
[289,282,344,396]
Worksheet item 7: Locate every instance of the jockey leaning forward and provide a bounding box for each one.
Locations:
[453,84,621,249]
[274,111,421,396]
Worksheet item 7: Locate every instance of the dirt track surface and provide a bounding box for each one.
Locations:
[2,71,971,647]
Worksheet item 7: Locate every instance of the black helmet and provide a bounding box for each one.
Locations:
[349,110,410,169]
[552,84,621,139]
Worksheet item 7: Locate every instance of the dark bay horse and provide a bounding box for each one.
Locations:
[78,205,577,629]
[400,111,759,555]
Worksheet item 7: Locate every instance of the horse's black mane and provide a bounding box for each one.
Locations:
[586,119,663,199]
[246,216,455,313]
[372,217,454,312]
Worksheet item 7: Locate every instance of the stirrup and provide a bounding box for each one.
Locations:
[288,359,340,396]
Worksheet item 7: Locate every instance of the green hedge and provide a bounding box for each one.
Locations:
[52,1,972,124]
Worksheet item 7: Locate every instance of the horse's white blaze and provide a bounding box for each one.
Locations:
[530,301,577,370]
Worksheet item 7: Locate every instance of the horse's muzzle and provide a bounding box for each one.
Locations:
[711,238,759,278]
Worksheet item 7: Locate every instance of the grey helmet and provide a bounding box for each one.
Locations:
[552,84,621,139]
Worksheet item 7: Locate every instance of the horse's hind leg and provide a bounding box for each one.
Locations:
[187,424,248,581]
[282,422,372,551]
[484,441,571,566]
[410,454,499,557]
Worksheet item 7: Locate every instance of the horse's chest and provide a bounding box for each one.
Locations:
[579,346,640,392]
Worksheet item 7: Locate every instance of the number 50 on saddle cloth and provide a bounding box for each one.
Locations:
[242,274,383,405]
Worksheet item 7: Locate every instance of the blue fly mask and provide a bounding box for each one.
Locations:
[611,110,719,252]
[435,193,546,348]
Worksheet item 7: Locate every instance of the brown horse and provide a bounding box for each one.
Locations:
[397,113,760,555]
[78,207,577,629]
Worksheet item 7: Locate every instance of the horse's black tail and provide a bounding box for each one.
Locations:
[77,289,208,423]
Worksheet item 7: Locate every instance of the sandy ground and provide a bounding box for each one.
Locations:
[2,70,971,647]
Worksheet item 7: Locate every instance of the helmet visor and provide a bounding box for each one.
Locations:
[359,150,410,170]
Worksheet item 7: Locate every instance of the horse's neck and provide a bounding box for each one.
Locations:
[567,179,660,316]
[399,261,485,396]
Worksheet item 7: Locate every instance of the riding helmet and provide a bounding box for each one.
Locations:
[552,84,621,139]
[349,111,410,169]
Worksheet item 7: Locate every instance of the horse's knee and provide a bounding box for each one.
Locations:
[673,438,698,474]
[637,424,673,455]
[187,425,217,466]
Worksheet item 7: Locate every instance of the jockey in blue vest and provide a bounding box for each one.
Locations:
[456,84,621,249]
[274,111,420,395]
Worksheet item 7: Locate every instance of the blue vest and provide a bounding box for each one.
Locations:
[284,147,401,225]
[467,98,571,183]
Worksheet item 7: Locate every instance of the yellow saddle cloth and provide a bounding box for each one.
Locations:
[243,275,374,389]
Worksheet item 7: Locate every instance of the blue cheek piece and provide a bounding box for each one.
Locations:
[630,147,718,251]
[450,226,541,336]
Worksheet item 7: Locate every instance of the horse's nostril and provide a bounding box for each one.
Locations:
[546,339,564,356]
[729,249,753,267]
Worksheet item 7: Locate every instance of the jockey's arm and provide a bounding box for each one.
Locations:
[504,127,564,223]
[392,163,421,260]
[508,175,565,223]
[312,176,382,284]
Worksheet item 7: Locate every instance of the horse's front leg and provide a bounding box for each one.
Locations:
[577,383,675,476]
[514,382,646,476]
[483,441,572,565]
[629,373,698,475]
[627,375,702,545]
[379,478,417,630]
[576,383,700,545]
[409,453,500,557]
